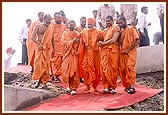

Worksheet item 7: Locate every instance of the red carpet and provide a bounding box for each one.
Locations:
[7,66,162,111]
[25,81,163,111]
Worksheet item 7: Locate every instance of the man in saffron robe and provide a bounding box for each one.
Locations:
[61,20,80,95]
[97,15,120,93]
[75,17,86,33]
[50,12,66,82]
[75,16,86,83]
[61,13,69,29]
[80,18,102,92]
[31,14,55,89]
[117,15,140,94]
[27,12,44,74]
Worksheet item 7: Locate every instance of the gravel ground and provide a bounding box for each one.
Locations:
[4,71,164,111]
[118,71,164,111]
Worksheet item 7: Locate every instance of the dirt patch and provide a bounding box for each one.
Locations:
[4,72,65,95]
[116,71,164,111]
[4,71,164,111]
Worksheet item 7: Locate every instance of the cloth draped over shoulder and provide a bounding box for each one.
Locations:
[50,23,66,76]
[61,29,81,90]
[100,24,120,89]
[80,27,102,89]
[32,25,54,84]
[119,26,139,88]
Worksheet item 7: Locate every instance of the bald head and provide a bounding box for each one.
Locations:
[38,12,44,22]
[80,17,86,28]
[44,14,51,19]
[43,14,52,26]
[117,15,126,22]
[68,20,76,31]
[117,15,127,29]
[54,12,62,24]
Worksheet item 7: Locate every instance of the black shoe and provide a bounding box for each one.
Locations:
[80,78,84,83]
[35,81,40,88]
[52,77,55,81]
[127,88,136,94]
[124,88,130,92]
[52,77,61,83]
[30,68,34,74]
[17,63,24,65]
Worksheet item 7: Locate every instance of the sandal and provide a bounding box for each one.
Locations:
[110,89,117,94]
[124,88,130,92]
[70,90,76,96]
[103,88,109,93]
[65,88,71,93]
[127,87,136,94]
[80,78,84,83]
[52,77,61,83]
[35,81,41,88]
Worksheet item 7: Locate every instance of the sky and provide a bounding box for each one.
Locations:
[2,2,165,67]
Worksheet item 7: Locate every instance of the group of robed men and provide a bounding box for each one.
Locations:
[27,11,139,96]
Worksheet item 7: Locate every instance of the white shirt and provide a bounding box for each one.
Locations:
[18,26,29,40]
[137,13,148,33]
[157,4,164,15]
[120,4,138,25]
[97,4,116,26]
[4,53,13,69]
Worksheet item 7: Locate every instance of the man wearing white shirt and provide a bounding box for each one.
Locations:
[97,4,116,30]
[137,6,151,47]
[92,10,99,28]
[157,4,164,44]
[18,19,32,65]
[120,4,138,26]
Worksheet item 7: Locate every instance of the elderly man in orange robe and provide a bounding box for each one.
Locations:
[50,12,66,82]
[61,20,80,95]
[27,12,44,74]
[117,15,140,94]
[80,18,102,92]
[97,15,120,94]
[31,14,55,89]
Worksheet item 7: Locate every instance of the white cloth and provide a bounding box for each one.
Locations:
[18,26,29,40]
[157,4,164,15]
[4,53,13,68]
[97,4,116,27]
[120,4,138,25]
[137,13,148,33]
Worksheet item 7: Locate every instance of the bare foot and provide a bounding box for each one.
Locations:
[94,88,99,92]
[84,85,90,91]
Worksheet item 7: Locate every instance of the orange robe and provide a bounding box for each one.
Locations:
[119,26,139,88]
[27,20,41,68]
[61,29,80,91]
[80,27,102,89]
[76,25,85,33]
[100,24,120,89]
[50,23,66,77]
[62,18,69,29]
[32,25,54,84]
[76,25,86,78]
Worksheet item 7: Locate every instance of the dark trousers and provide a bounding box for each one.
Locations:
[139,28,150,47]
[22,39,28,65]
[160,14,164,44]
